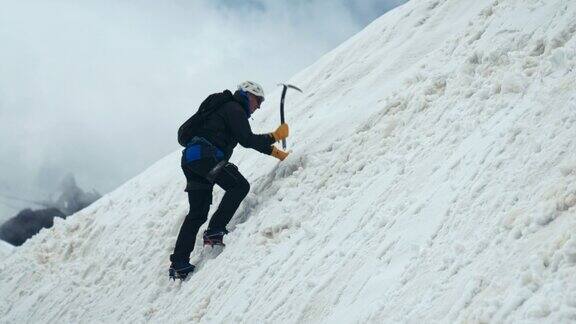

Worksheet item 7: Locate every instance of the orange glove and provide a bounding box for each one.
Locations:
[270,123,289,142]
[271,146,289,161]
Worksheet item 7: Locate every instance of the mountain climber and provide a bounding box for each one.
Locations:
[170,81,290,280]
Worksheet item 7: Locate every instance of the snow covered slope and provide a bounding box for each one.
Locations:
[0,241,13,259]
[2,0,576,322]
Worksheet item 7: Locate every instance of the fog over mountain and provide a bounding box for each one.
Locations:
[0,174,100,246]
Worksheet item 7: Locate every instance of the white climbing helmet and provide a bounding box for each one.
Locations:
[238,81,265,100]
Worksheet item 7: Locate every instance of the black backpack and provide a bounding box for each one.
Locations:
[177,90,235,147]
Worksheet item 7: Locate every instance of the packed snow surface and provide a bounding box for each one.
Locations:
[0,241,13,259]
[2,0,576,322]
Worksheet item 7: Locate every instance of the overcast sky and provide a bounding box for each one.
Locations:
[0,0,406,219]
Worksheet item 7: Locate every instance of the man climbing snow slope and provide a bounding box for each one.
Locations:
[170,81,290,280]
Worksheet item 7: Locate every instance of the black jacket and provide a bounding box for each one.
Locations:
[197,90,275,160]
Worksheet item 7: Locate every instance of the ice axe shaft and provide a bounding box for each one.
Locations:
[278,83,303,150]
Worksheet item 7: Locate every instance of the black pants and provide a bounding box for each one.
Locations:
[170,160,250,263]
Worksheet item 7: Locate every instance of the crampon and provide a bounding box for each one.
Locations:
[169,262,195,281]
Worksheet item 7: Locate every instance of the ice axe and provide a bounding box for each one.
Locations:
[278,83,303,149]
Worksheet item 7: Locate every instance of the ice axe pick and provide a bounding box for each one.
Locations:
[278,83,303,150]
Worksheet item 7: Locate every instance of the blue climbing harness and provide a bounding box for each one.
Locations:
[183,136,225,163]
